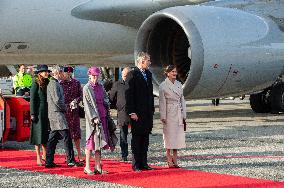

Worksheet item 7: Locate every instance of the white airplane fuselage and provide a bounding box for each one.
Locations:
[1,0,284,102]
[0,0,138,65]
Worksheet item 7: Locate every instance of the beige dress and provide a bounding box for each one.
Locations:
[159,78,186,149]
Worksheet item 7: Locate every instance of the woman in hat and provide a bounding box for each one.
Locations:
[159,65,186,168]
[60,66,84,162]
[82,66,111,174]
[29,65,51,166]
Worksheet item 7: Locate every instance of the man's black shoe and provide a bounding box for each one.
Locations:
[141,165,154,170]
[67,161,84,167]
[45,163,59,168]
[132,166,141,172]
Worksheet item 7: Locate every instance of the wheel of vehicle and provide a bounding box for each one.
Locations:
[249,91,271,113]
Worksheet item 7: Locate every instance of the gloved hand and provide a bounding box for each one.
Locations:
[30,115,38,122]
[92,118,100,125]
[69,99,78,110]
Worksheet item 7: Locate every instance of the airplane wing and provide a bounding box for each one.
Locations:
[71,0,210,28]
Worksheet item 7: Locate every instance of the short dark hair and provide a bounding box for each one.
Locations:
[164,65,176,76]
[18,64,25,68]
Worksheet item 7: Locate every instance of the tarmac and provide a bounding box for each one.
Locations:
[0,97,283,187]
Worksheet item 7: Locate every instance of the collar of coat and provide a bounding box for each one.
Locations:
[134,67,150,84]
[165,77,182,96]
[49,77,59,82]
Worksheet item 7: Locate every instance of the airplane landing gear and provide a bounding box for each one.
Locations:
[269,82,284,113]
[249,90,271,113]
[250,81,284,114]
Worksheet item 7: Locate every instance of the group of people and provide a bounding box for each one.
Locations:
[28,64,117,174]
[29,65,84,168]
[26,51,187,175]
[110,52,187,171]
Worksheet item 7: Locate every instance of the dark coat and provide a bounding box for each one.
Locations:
[125,67,154,135]
[29,78,50,145]
[109,80,130,127]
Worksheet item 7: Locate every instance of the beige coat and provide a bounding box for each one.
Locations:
[159,78,186,149]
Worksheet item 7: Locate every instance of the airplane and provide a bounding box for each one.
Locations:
[0,0,284,114]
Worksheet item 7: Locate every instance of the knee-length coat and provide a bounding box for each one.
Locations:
[125,67,154,135]
[29,78,50,145]
[83,82,109,151]
[159,78,186,149]
[47,78,68,131]
[60,78,82,139]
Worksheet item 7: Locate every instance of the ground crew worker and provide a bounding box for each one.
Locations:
[13,64,33,96]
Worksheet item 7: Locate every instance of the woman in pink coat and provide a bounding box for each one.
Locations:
[159,65,186,168]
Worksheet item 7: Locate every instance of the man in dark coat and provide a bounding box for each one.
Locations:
[125,52,155,171]
[109,67,131,161]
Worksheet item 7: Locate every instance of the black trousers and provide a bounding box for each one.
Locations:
[120,124,129,158]
[131,133,149,169]
[46,129,75,165]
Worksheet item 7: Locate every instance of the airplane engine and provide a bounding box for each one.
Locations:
[135,5,284,99]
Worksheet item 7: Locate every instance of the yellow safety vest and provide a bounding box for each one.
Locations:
[13,73,32,90]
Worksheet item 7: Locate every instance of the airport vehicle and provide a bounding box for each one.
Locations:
[0,78,30,144]
[0,0,284,115]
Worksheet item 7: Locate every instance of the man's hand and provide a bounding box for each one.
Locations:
[130,113,138,121]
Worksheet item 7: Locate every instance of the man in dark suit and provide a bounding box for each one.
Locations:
[109,67,131,161]
[125,52,155,171]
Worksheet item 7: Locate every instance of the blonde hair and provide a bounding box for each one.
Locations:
[136,52,150,64]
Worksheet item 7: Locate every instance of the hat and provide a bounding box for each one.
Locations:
[36,65,50,73]
[88,66,101,76]
[63,66,74,73]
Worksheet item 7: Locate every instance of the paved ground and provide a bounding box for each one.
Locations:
[1,97,283,187]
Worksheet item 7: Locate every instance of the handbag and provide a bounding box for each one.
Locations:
[79,106,85,118]
[107,114,118,150]
[107,115,117,132]
[183,119,186,131]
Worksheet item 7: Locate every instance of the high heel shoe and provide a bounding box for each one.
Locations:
[41,156,46,162]
[94,168,108,174]
[78,157,85,163]
[95,164,108,174]
[172,159,180,168]
[167,158,175,168]
[84,168,94,175]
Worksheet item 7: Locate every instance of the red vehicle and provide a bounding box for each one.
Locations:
[0,95,31,144]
